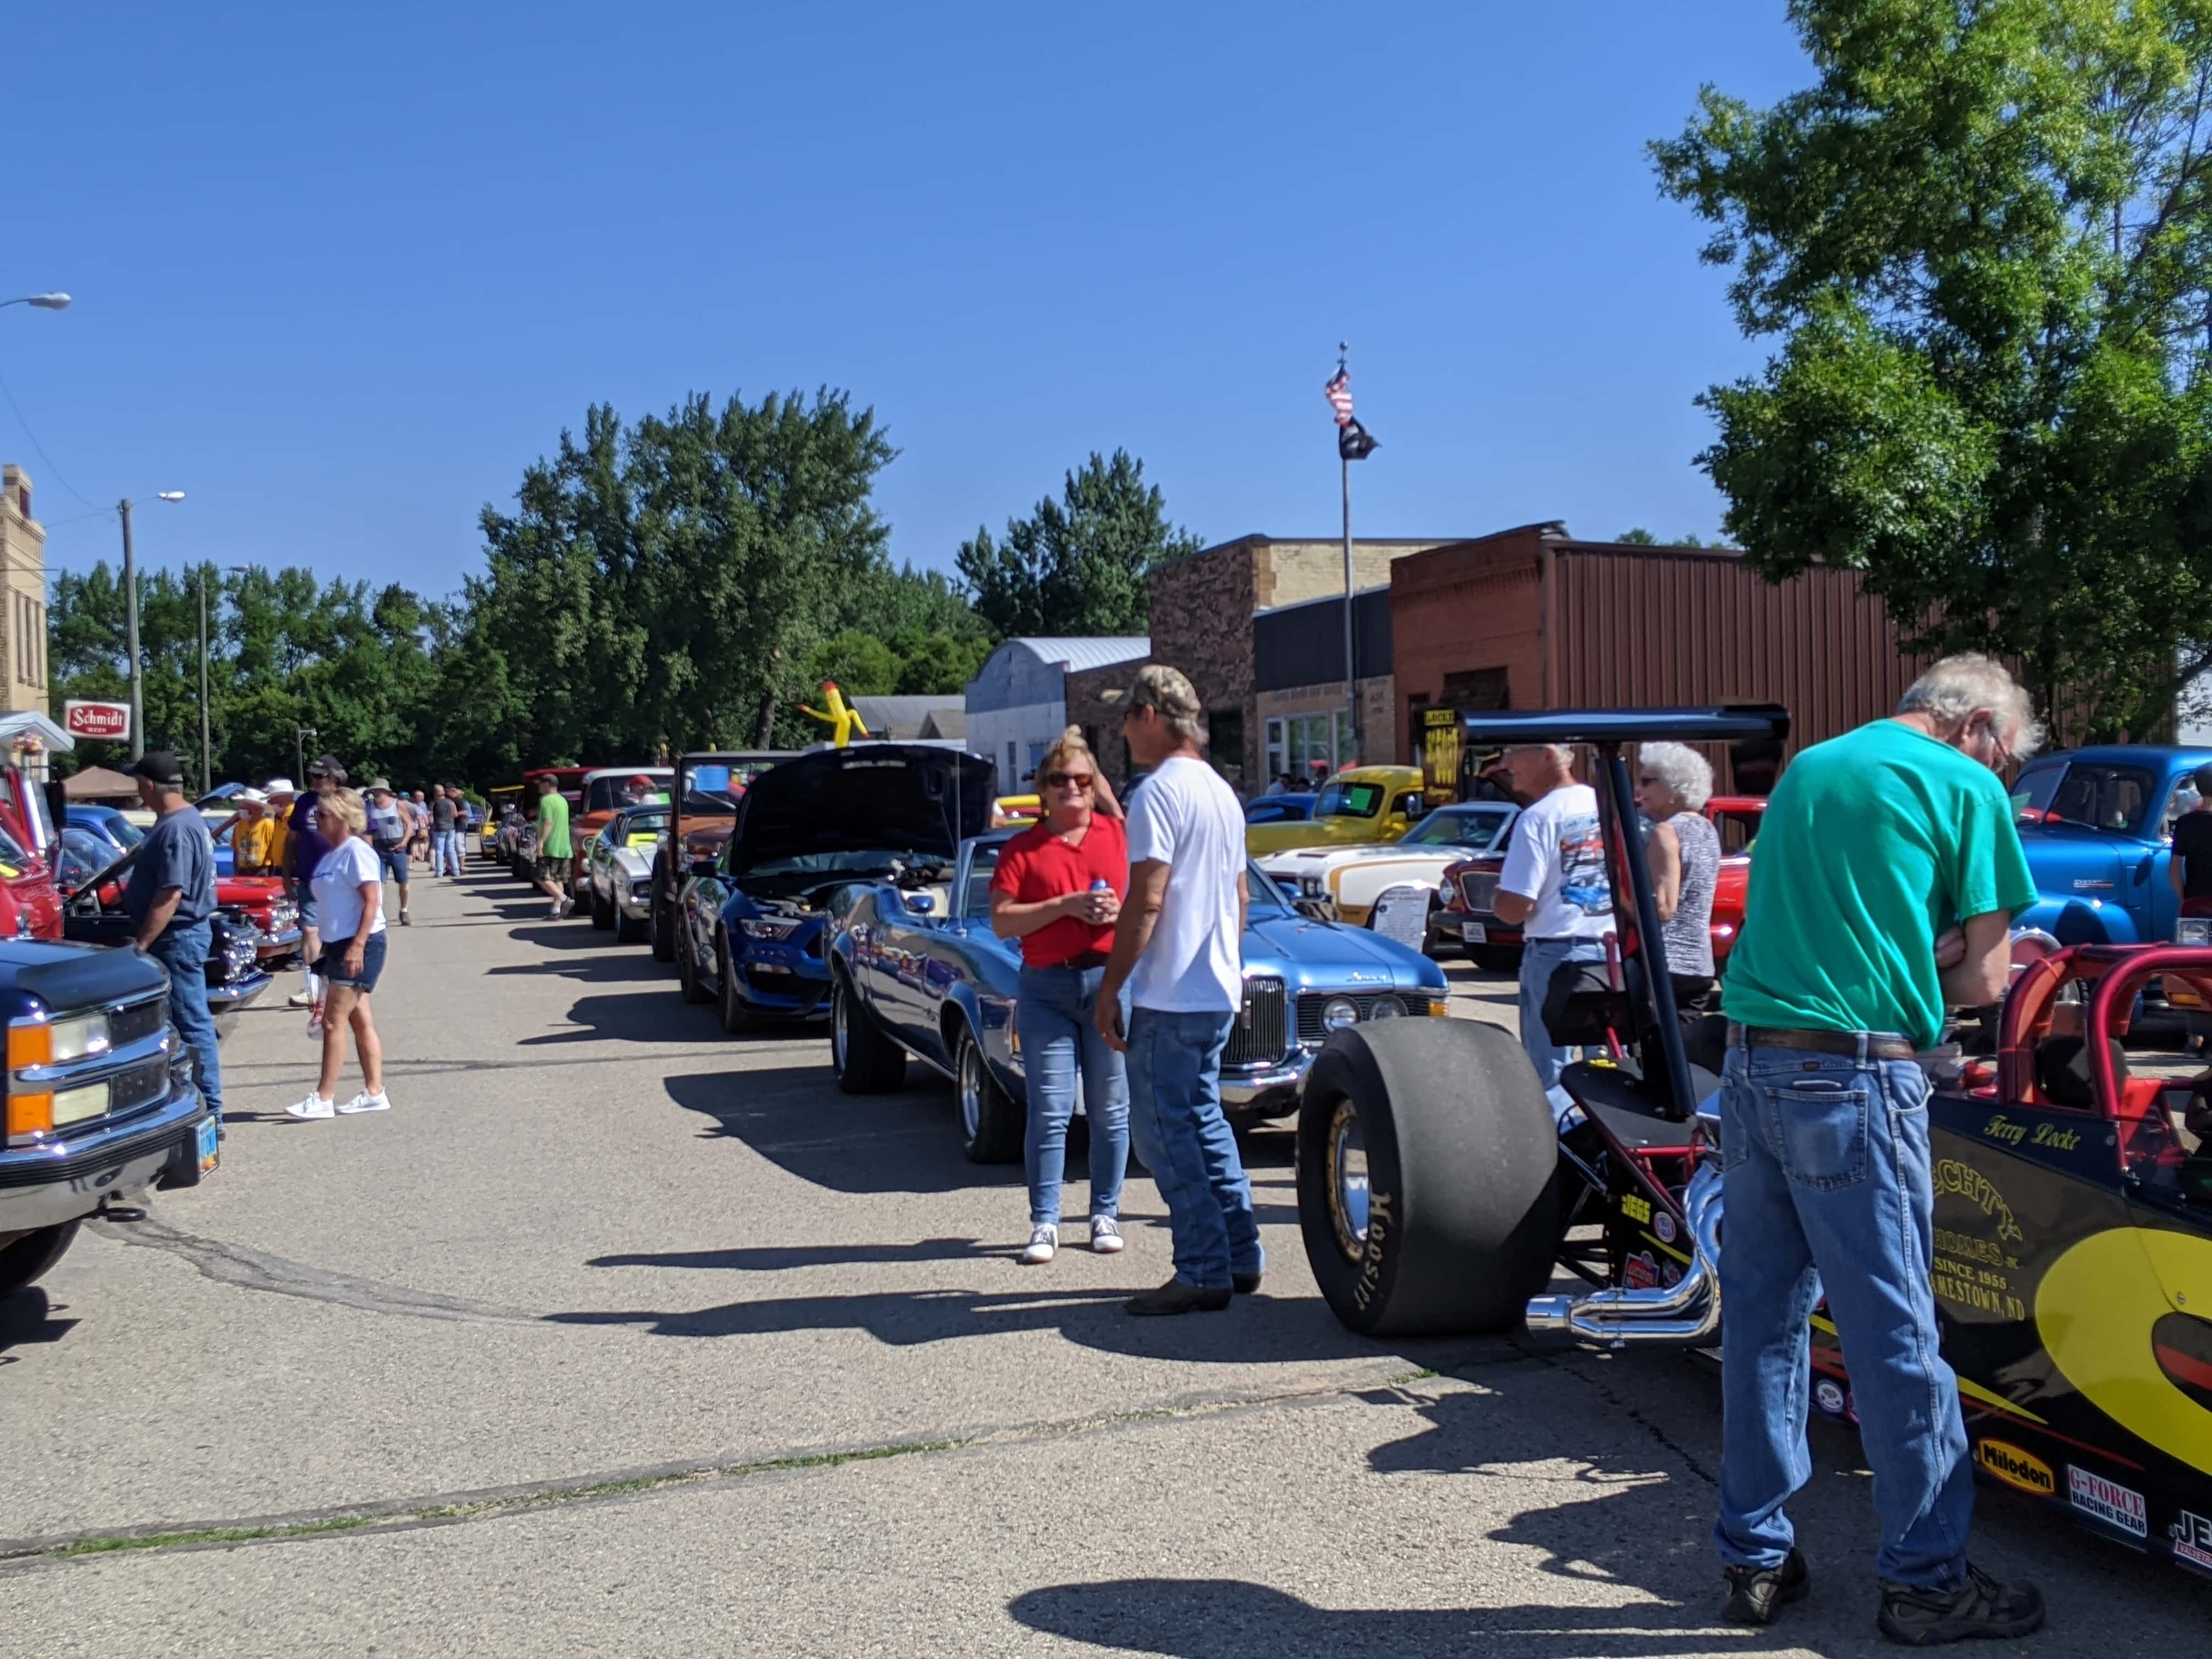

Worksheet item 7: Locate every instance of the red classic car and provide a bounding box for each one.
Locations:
[1443,794,1763,973]
[57,825,302,965]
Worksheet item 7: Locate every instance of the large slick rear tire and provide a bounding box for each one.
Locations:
[1297,1018,1560,1336]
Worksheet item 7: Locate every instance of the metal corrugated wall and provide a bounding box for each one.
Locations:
[1554,546,1929,781]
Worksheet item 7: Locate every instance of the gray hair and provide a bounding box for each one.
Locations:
[1638,741,1713,811]
[1898,653,2044,758]
[1504,742,1575,767]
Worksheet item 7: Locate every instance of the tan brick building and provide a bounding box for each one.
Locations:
[1069,535,1456,788]
[0,466,49,719]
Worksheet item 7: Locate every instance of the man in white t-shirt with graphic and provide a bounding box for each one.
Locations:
[1493,742,1616,1119]
[1095,664,1261,1317]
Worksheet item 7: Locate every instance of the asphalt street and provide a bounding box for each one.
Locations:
[2,865,2208,1656]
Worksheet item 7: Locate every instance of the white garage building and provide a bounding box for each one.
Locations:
[966,636,1149,794]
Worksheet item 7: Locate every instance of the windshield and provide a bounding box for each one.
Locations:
[1246,859,1296,914]
[2039,763,2159,836]
[105,812,145,848]
[1400,805,1514,849]
[1315,781,1385,820]
[584,774,672,812]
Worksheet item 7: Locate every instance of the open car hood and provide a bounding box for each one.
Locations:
[731,746,996,873]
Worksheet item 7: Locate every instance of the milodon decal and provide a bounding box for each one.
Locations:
[1978,1440,2056,1497]
[2037,1227,2212,1476]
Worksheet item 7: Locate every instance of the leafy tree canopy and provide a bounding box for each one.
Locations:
[1654,0,2212,738]
[956,449,1200,639]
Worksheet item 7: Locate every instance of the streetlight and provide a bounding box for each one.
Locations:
[116,492,186,760]
[0,294,70,311]
[295,726,318,788]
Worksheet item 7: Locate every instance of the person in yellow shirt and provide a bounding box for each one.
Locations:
[232,790,279,874]
[260,783,295,882]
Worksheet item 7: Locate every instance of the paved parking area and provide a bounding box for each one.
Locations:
[1,869,2206,1655]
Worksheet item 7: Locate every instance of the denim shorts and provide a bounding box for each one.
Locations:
[315,933,388,993]
[375,845,409,885]
[298,892,319,929]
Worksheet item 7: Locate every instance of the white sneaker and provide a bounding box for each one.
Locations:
[286,1094,335,1120]
[288,990,315,1008]
[1020,1223,1058,1265]
[1090,1216,1124,1254]
[338,1090,391,1114]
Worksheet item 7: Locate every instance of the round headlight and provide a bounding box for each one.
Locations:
[1321,996,1359,1031]
[1366,995,1404,1020]
[1301,876,1325,898]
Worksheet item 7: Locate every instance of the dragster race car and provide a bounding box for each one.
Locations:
[1296,704,2212,1578]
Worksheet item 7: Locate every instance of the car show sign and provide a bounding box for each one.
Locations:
[62,700,131,741]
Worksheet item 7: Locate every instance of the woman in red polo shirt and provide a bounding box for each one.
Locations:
[991,727,1131,1265]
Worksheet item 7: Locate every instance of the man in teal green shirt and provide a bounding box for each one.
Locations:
[532,775,575,919]
[1711,656,2046,1645]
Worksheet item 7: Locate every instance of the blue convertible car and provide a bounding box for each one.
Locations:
[674,743,996,1032]
[826,827,1453,1163]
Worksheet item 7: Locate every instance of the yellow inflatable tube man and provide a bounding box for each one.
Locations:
[800,681,871,747]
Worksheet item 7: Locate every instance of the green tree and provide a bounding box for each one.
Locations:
[1654,0,2212,739]
[956,449,1200,638]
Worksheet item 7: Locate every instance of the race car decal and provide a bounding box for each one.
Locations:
[2066,1466,2147,1537]
[1623,1251,1661,1291]
[2038,1227,2212,1476]
[1933,1160,2024,1243]
[1978,1439,2056,1497]
[2170,1509,2212,1575]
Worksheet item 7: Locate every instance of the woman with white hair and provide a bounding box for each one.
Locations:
[1637,741,1722,1009]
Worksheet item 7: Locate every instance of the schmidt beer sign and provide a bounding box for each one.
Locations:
[62,700,131,742]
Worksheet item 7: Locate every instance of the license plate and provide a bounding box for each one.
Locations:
[1461,922,1488,944]
[195,1115,219,1175]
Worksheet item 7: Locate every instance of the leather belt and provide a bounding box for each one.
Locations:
[1729,1023,1918,1062]
[1040,950,1110,972]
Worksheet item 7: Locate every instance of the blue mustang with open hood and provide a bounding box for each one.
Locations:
[823,828,1453,1163]
[673,743,997,1031]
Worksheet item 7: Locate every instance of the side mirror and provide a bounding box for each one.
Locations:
[689,857,717,881]
[906,892,936,916]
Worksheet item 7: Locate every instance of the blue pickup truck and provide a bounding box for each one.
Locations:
[2010,744,2212,945]
[0,941,213,1300]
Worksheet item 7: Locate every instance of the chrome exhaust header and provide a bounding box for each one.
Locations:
[1525,1161,1724,1346]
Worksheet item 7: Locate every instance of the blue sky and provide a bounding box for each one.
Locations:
[5,3,1809,603]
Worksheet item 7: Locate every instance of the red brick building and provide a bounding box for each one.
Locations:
[1389,523,1928,785]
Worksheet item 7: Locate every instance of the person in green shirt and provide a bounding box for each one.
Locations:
[1711,654,2046,1645]
[531,775,575,919]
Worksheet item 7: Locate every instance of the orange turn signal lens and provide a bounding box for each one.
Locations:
[7,1022,51,1072]
[5,1090,53,1141]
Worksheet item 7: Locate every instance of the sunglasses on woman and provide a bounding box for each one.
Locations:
[1042,771,1094,789]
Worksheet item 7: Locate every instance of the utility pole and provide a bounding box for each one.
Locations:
[119,498,143,760]
[295,725,318,786]
[196,567,211,792]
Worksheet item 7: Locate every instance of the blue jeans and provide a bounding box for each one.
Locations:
[149,922,223,1128]
[375,844,409,887]
[1714,1041,1972,1587]
[1124,1006,1262,1290]
[1518,936,1610,1120]
[431,829,461,876]
[1017,965,1130,1227]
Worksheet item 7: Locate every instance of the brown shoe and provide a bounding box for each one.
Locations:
[1125,1278,1231,1316]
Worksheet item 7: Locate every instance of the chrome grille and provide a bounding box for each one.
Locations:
[1224,977,1288,1068]
[110,996,167,1049]
[1296,992,1396,1048]
[1458,870,1500,913]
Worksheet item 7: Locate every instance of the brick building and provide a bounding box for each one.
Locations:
[1066,534,1455,788]
[1389,522,1928,787]
[0,465,49,719]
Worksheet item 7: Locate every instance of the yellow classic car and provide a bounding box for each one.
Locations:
[1244,765,1429,856]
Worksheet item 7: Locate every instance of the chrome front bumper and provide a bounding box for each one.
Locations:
[1221,1054,1311,1111]
[0,1084,210,1234]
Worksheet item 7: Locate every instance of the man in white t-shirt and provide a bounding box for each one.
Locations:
[1095,665,1261,1316]
[1493,742,1616,1119]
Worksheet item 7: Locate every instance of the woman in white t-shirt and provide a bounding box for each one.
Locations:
[286,788,394,1121]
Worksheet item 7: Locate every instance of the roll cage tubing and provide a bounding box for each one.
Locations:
[1449,706,1793,1121]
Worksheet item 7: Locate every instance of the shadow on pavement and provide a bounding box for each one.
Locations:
[0,1287,77,1358]
[487,953,669,985]
[543,1281,1397,1364]
[520,991,744,1046]
[587,1238,1006,1270]
[665,1065,997,1191]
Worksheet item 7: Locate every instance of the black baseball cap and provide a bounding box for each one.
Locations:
[308,753,348,783]
[126,751,185,786]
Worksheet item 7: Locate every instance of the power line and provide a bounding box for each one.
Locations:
[0,358,100,512]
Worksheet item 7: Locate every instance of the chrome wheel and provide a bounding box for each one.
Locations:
[1326,1096,1370,1265]
[959,1037,983,1143]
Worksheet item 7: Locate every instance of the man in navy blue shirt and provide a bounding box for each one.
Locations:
[124,752,223,1132]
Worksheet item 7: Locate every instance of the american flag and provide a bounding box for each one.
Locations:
[1324,366,1354,427]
